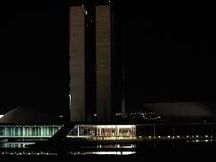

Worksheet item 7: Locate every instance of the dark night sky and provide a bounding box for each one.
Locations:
[117,2,215,105]
[0,1,68,114]
[0,1,216,118]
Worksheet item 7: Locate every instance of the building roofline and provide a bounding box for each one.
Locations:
[69,0,112,6]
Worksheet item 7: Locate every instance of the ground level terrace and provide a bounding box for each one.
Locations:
[66,123,216,142]
[1,123,216,141]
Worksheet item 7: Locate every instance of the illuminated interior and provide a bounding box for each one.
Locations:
[67,124,136,139]
[0,125,62,138]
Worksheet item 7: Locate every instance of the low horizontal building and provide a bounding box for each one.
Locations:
[0,106,63,141]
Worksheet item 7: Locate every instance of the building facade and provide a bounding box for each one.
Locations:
[69,0,119,122]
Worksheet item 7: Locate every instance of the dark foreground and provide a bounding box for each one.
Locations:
[1,141,216,162]
[0,147,215,162]
[0,151,214,162]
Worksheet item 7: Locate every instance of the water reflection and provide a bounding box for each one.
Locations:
[0,151,57,156]
[82,144,136,148]
[0,142,35,148]
[0,151,136,156]
[68,151,136,155]
[0,142,137,156]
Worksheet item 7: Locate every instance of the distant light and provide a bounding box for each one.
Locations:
[59,115,63,118]
[196,135,199,138]
[177,135,180,138]
[167,136,171,138]
[86,151,135,155]
[205,139,209,142]
[186,135,189,138]
[205,135,208,138]
[0,115,4,119]
[84,10,88,15]
[158,136,161,138]
[69,94,72,107]
[108,0,111,3]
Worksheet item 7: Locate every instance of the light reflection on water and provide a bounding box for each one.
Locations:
[0,142,35,148]
[82,144,136,148]
[0,151,57,156]
[0,142,136,156]
[68,151,136,155]
[0,151,136,156]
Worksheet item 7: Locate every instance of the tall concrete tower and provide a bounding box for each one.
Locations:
[69,1,112,122]
[96,5,111,122]
[69,5,85,122]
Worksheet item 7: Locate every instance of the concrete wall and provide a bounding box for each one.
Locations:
[96,5,111,121]
[69,6,85,122]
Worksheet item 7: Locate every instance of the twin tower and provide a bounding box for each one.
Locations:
[69,1,113,122]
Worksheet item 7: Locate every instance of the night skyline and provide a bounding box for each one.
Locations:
[1,1,216,159]
[0,1,215,118]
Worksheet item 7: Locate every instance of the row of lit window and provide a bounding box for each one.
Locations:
[0,126,62,137]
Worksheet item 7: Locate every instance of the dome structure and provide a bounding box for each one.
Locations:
[0,106,64,124]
